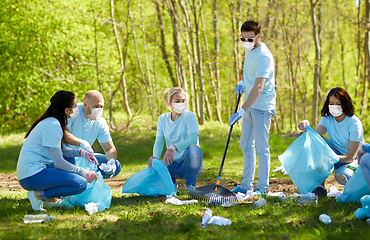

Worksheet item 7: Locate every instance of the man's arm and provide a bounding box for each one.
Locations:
[241,77,265,111]
[101,141,118,160]
[63,129,83,146]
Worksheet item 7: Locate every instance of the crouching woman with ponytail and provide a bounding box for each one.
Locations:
[17,90,98,212]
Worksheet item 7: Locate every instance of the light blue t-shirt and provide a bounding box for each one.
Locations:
[243,42,276,111]
[66,103,112,148]
[319,115,364,155]
[156,110,199,162]
[17,117,63,180]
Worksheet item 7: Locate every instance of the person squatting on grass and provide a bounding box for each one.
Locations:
[298,87,364,196]
[16,90,98,212]
[147,87,203,193]
[228,20,276,196]
[63,90,121,179]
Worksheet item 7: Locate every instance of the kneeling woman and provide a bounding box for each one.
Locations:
[147,87,203,192]
[17,90,98,211]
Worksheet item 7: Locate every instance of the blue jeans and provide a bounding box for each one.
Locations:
[324,138,357,185]
[167,145,203,187]
[65,153,121,179]
[19,157,87,200]
[240,108,274,191]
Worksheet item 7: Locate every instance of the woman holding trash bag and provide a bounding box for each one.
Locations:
[17,90,98,212]
[298,87,364,196]
[147,87,203,193]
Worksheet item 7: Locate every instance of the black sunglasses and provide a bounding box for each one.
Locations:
[239,35,257,42]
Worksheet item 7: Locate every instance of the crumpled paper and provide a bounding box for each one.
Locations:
[236,190,254,201]
[267,191,285,198]
[165,195,198,205]
[327,185,343,198]
[84,202,98,215]
[319,214,331,224]
[202,208,231,227]
[99,159,116,178]
[271,165,288,175]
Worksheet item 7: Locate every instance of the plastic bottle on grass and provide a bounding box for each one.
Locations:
[23,214,53,223]
[252,198,266,209]
[280,193,318,204]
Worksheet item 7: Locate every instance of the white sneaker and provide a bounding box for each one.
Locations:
[27,191,46,212]
[187,185,196,193]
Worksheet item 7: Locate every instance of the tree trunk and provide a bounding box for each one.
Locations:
[155,0,177,87]
[110,0,131,117]
[213,0,222,123]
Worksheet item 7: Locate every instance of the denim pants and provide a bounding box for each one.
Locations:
[324,138,357,185]
[240,108,274,191]
[167,145,203,187]
[66,153,121,179]
[19,157,87,200]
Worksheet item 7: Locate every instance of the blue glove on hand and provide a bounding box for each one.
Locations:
[234,80,245,95]
[229,108,246,126]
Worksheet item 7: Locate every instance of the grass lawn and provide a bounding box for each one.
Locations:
[0,121,369,239]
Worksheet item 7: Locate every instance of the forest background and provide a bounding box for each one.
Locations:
[1,0,370,134]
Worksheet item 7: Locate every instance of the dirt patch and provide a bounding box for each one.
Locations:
[0,172,344,195]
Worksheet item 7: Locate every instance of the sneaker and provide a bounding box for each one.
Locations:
[253,189,266,196]
[231,185,248,194]
[187,185,196,193]
[44,198,63,208]
[312,185,327,197]
[27,191,46,212]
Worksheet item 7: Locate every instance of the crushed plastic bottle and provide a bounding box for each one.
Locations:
[279,193,318,204]
[252,198,267,209]
[23,214,53,223]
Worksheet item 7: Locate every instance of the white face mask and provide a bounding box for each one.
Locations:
[87,106,103,120]
[69,107,79,118]
[172,102,186,114]
[242,41,255,51]
[329,105,343,117]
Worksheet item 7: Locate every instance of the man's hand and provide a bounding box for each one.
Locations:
[234,80,245,95]
[229,108,246,126]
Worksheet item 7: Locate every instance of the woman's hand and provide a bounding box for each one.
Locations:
[85,170,98,183]
[298,120,310,132]
[80,149,99,165]
[147,156,158,168]
[163,145,176,166]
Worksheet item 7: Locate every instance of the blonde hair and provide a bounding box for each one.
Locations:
[163,87,189,106]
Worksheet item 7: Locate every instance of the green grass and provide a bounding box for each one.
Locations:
[1,122,369,240]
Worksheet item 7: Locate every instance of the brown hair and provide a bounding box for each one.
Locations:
[321,87,354,117]
[241,20,261,35]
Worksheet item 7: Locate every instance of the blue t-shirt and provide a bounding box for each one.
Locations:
[17,117,63,180]
[243,42,276,111]
[318,115,364,155]
[156,110,199,162]
[66,103,112,148]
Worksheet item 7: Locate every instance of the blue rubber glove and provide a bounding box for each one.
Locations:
[234,80,244,95]
[229,108,246,126]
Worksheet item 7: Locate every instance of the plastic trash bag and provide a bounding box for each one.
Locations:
[278,126,339,194]
[60,172,112,212]
[122,159,177,197]
[337,165,370,203]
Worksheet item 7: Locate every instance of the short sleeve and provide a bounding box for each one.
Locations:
[41,119,63,148]
[255,56,273,79]
[349,119,363,142]
[97,118,112,144]
[318,117,328,134]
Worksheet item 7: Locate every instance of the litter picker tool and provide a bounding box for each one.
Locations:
[190,93,242,205]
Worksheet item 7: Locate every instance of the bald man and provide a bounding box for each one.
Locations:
[64,90,121,179]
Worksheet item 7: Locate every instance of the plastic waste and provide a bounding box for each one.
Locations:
[354,195,370,220]
[337,165,370,203]
[252,198,266,209]
[84,202,99,215]
[280,193,318,204]
[319,214,331,224]
[202,208,231,227]
[165,195,198,205]
[23,214,53,223]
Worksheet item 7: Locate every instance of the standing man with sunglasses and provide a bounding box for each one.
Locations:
[229,20,276,196]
